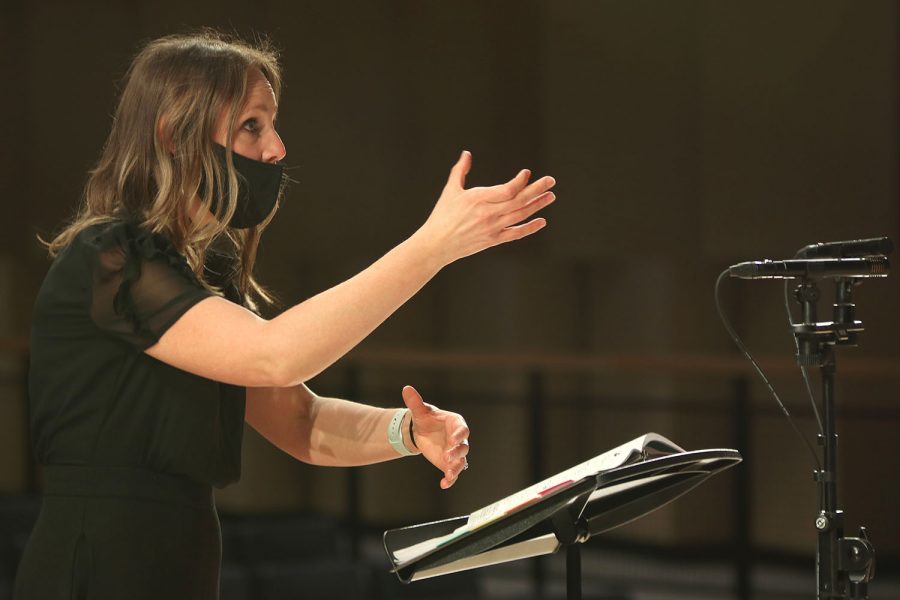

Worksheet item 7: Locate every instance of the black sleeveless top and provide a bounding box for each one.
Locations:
[28,220,246,487]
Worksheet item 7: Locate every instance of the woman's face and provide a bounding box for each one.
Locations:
[189,69,286,226]
[214,69,286,163]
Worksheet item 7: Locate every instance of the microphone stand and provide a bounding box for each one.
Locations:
[792,278,876,599]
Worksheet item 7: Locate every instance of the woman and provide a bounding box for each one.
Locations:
[14,31,556,599]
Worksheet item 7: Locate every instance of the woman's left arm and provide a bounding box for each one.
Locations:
[245,384,470,489]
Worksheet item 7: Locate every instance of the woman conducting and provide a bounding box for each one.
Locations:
[14,31,556,598]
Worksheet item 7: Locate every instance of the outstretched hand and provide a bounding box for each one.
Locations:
[419,151,557,266]
[402,385,470,489]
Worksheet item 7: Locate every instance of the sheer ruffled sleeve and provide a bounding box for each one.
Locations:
[86,221,215,349]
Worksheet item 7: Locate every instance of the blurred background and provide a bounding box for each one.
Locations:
[0,1,898,599]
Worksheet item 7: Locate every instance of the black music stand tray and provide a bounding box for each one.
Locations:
[384,447,742,599]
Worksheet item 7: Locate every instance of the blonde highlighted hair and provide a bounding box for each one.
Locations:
[46,30,284,310]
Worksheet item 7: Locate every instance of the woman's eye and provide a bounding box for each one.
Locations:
[241,118,260,134]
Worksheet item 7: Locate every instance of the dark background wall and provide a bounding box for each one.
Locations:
[1,0,898,571]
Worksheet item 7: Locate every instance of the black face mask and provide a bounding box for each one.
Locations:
[206,144,285,229]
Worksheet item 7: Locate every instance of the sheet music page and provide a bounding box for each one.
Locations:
[410,534,561,581]
[466,433,680,529]
[393,530,466,564]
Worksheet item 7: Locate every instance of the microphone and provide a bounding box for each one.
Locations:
[728,256,890,280]
[795,236,893,259]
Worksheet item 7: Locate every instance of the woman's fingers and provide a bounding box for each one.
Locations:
[441,422,470,488]
[482,169,531,204]
[441,438,470,487]
[426,154,556,265]
[442,458,469,488]
[521,175,556,203]
[445,441,470,464]
[445,150,473,192]
[447,416,470,446]
[497,218,548,243]
[488,173,554,205]
[508,175,556,207]
[401,385,432,420]
[497,191,556,228]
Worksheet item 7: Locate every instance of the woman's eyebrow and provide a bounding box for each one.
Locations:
[242,101,275,115]
[243,103,278,122]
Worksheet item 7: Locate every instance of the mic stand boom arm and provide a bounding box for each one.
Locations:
[792,278,875,599]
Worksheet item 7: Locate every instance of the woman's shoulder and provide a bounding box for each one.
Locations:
[72,218,196,281]
[76,217,164,253]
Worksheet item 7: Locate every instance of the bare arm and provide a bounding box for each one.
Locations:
[246,384,470,488]
[145,152,556,387]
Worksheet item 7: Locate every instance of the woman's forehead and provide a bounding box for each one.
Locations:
[242,70,277,114]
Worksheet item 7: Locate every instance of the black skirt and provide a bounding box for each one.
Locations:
[13,466,221,600]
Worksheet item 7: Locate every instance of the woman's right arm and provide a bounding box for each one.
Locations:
[144,151,556,387]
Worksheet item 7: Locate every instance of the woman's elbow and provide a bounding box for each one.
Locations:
[258,336,319,388]
[255,322,339,388]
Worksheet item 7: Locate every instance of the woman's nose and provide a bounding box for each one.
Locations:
[262,130,287,164]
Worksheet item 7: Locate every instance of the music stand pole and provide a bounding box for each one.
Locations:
[566,544,582,600]
[550,503,591,600]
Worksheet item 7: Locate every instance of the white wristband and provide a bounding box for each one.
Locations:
[388,408,416,457]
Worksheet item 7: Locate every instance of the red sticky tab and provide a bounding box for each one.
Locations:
[539,480,574,496]
[503,480,576,516]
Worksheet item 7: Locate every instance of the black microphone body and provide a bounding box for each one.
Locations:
[795,236,893,259]
[728,256,889,279]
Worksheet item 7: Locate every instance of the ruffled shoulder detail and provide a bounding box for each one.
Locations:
[84,219,205,340]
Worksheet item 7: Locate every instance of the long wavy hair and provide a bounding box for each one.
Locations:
[45,31,284,310]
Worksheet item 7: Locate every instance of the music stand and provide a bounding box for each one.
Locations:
[384,447,742,599]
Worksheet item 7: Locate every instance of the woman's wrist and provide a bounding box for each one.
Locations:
[408,225,450,272]
[401,410,421,455]
[387,407,420,456]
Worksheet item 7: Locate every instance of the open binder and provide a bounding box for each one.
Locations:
[383,433,742,588]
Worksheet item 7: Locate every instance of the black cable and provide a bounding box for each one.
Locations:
[714,270,822,471]
[782,280,825,436]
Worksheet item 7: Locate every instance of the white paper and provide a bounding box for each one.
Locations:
[410,534,561,581]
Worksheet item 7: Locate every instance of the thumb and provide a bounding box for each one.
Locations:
[401,385,429,418]
[445,150,472,191]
